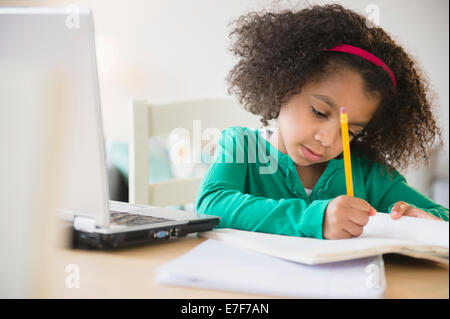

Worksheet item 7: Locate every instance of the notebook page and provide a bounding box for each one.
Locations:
[155,239,386,298]
[362,213,449,247]
[199,213,449,265]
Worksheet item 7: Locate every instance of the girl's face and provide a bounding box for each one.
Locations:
[276,68,380,167]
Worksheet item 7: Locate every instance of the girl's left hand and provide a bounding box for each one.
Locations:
[390,201,441,221]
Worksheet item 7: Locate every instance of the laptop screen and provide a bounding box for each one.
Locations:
[0,8,110,227]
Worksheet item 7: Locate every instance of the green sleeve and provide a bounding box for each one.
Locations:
[365,163,449,221]
[195,127,330,239]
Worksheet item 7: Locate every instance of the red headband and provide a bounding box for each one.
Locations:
[325,44,397,89]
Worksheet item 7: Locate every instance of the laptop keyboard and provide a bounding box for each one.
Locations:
[110,211,173,226]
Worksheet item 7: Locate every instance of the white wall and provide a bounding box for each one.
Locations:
[1,0,447,146]
[1,0,448,196]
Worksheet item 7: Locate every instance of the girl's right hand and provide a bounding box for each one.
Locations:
[323,195,377,239]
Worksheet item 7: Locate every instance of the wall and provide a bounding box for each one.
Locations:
[1,0,448,198]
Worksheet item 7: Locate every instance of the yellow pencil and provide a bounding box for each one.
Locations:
[340,107,354,197]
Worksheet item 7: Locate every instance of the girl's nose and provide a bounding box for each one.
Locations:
[314,133,331,147]
[314,124,340,148]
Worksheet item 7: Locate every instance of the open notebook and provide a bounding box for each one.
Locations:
[199,213,449,265]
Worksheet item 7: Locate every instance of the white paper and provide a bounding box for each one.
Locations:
[362,213,449,247]
[155,239,386,299]
[198,213,449,265]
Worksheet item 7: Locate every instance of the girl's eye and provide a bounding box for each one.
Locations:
[311,106,327,118]
[311,106,362,139]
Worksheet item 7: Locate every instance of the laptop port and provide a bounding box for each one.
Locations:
[124,230,149,242]
[154,230,169,239]
[170,228,179,237]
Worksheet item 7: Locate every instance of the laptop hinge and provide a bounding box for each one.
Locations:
[73,216,96,233]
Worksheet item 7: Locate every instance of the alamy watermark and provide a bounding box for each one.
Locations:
[365,263,382,289]
[65,4,80,29]
[168,121,280,175]
[65,263,80,288]
[365,4,380,28]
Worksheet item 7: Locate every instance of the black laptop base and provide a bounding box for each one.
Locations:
[72,219,219,249]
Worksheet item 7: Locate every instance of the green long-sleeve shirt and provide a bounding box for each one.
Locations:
[195,126,449,239]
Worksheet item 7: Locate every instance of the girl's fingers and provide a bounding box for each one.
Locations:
[347,208,371,226]
[390,202,441,221]
[390,201,409,220]
[340,229,353,239]
[343,219,364,237]
[347,196,375,214]
[404,207,441,220]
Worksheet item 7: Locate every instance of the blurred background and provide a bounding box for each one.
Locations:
[1,0,448,207]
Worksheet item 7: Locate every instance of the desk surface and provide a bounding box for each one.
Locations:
[39,235,449,299]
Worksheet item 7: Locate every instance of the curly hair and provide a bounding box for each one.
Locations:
[226,4,443,172]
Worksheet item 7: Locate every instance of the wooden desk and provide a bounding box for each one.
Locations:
[38,235,449,299]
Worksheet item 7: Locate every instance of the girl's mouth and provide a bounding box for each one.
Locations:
[301,145,323,162]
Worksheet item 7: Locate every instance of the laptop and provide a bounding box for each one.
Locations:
[0,7,219,249]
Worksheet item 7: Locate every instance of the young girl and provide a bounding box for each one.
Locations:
[195,4,449,239]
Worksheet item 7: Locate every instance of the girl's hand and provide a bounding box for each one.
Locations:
[323,195,377,239]
[390,201,441,221]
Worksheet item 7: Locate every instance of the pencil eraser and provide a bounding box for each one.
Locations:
[340,107,347,113]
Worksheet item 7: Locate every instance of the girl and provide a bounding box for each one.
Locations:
[195,4,449,239]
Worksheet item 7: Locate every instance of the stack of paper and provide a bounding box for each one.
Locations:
[155,239,386,298]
